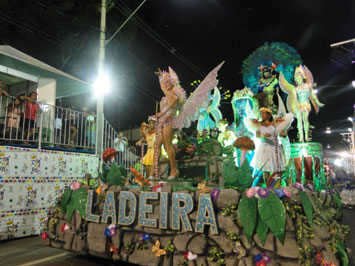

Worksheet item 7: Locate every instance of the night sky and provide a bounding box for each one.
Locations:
[1,0,355,151]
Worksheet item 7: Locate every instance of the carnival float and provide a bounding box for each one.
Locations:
[41,43,351,266]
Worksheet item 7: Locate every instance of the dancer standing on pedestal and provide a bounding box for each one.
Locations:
[245,107,294,186]
[151,62,224,180]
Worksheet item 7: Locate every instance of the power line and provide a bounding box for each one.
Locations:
[112,0,206,77]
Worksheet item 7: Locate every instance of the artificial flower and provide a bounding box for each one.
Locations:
[211,189,220,200]
[139,233,152,241]
[109,243,118,253]
[292,182,304,191]
[257,187,269,198]
[262,253,271,263]
[246,187,256,198]
[282,187,291,197]
[274,188,285,198]
[61,223,70,232]
[305,183,314,191]
[153,182,164,192]
[41,232,48,240]
[183,251,197,260]
[256,261,267,266]
[254,254,263,262]
[70,181,81,191]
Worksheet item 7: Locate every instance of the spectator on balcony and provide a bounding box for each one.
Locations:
[86,110,96,147]
[64,106,77,147]
[54,102,63,144]
[20,92,40,145]
[5,97,23,139]
[77,105,88,146]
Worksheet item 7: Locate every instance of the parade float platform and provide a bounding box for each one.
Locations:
[41,154,351,266]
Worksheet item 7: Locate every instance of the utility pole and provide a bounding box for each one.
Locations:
[96,0,147,156]
[96,0,107,156]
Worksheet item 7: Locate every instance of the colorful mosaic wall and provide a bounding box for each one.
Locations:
[0,146,99,240]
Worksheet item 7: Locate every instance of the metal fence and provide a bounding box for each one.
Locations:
[0,94,140,176]
[0,95,97,150]
[103,118,140,177]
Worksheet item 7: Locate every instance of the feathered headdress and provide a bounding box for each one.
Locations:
[161,66,180,85]
[242,42,302,94]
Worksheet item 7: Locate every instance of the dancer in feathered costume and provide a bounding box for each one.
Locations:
[242,42,302,110]
[153,62,224,179]
[279,65,324,142]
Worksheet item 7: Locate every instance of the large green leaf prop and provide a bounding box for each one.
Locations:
[238,194,257,242]
[235,160,253,189]
[223,159,252,189]
[66,186,88,221]
[99,166,110,182]
[61,188,72,214]
[106,163,125,186]
[256,216,269,246]
[223,157,238,186]
[258,192,286,244]
[298,190,314,226]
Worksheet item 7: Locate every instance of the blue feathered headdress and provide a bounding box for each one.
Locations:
[242,42,302,94]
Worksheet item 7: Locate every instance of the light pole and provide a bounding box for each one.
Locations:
[348,115,355,175]
[95,0,147,156]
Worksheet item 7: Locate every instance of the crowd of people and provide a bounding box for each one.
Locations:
[0,88,96,149]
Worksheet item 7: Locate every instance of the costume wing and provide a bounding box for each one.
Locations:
[173,61,224,129]
[209,87,223,122]
[275,113,294,133]
[276,93,287,118]
[244,117,260,132]
[304,65,314,84]
[279,72,299,115]
[281,136,291,166]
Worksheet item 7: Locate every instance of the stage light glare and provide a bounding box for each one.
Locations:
[348,128,353,132]
[348,117,353,122]
[352,80,355,87]
[334,158,342,166]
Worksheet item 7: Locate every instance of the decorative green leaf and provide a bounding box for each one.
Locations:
[238,194,257,242]
[99,166,110,182]
[337,240,349,266]
[66,186,88,221]
[222,157,238,186]
[118,164,127,177]
[256,216,269,246]
[235,160,252,189]
[298,190,314,226]
[334,194,342,210]
[223,158,252,189]
[61,189,72,214]
[107,163,125,186]
[258,192,286,244]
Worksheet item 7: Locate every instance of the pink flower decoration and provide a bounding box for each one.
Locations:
[70,181,81,191]
[246,187,256,198]
[211,189,220,200]
[282,188,291,197]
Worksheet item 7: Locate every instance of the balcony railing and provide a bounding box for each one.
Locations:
[0,94,140,175]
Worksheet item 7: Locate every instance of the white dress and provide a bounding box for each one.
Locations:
[245,113,294,172]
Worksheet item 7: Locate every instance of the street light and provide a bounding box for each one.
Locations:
[326,127,332,134]
[93,73,111,97]
[352,80,355,87]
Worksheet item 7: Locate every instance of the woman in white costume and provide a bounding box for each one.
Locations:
[245,107,294,185]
